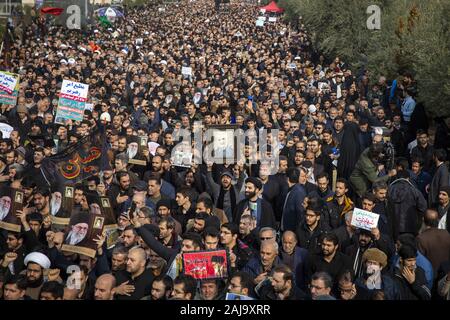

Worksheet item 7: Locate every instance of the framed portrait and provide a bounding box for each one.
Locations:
[182,249,229,280]
[14,191,23,204]
[0,188,22,232]
[101,198,110,208]
[128,136,148,166]
[100,197,116,227]
[51,186,74,226]
[206,124,239,163]
[61,212,104,259]
[93,216,104,230]
[65,186,74,198]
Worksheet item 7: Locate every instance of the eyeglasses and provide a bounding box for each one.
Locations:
[260,237,274,241]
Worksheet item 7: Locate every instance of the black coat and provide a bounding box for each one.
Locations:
[388,178,427,237]
[296,222,329,255]
[393,266,431,300]
[233,198,276,230]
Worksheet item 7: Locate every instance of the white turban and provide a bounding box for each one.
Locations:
[24,252,51,269]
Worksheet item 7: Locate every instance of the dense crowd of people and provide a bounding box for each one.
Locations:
[0,0,449,301]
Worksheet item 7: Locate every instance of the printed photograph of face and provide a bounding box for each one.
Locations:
[65,222,89,245]
[213,130,234,159]
[50,191,62,216]
[65,187,73,198]
[0,195,12,221]
[90,203,102,216]
[127,141,139,159]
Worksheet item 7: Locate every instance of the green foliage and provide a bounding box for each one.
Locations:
[280,0,450,117]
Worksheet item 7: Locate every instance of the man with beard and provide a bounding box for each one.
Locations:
[65,213,90,246]
[149,275,173,300]
[114,247,153,300]
[259,264,307,300]
[110,172,133,216]
[306,233,352,285]
[345,228,394,279]
[143,155,182,193]
[0,232,26,278]
[33,188,50,216]
[206,165,245,223]
[0,195,11,221]
[114,153,139,185]
[23,251,51,300]
[110,246,128,278]
[325,178,354,230]
[233,177,276,230]
[158,217,179,248]
[24,147,48,189]
[50,191,62,216]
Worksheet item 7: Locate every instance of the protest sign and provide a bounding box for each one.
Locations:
[182,249,229,280]
[256,20,265,27]
[55,80,89,124]
[257,16,266,21]
[182,67,192,77]
[351,208,380,231]
[0,72,19,106]
[268,17,277,22]
[0,71,18,94]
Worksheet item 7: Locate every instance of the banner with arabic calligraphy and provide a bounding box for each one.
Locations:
[55,80,89,124]
[0,72,19,106]
[41,131,108,185]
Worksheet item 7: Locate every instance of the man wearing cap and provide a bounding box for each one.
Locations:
[233,177,276,230]
[22,251,51,299]
[206,163,245,223]
[355,248,399,300]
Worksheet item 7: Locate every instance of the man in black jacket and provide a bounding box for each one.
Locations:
[296,202,330,254]
[306,233,352,284]
[388,170,427,238]
[258,264,307,300]
[393,245,431,300]
[233,177,276,230]
[220,223,253,270]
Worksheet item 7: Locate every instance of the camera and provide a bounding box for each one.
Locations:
[380,142,395,170]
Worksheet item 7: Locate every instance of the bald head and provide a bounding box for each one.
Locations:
[94,274,116,300]
[126,247,147,276]
[282,231,297,255]
[424,209,439,228]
